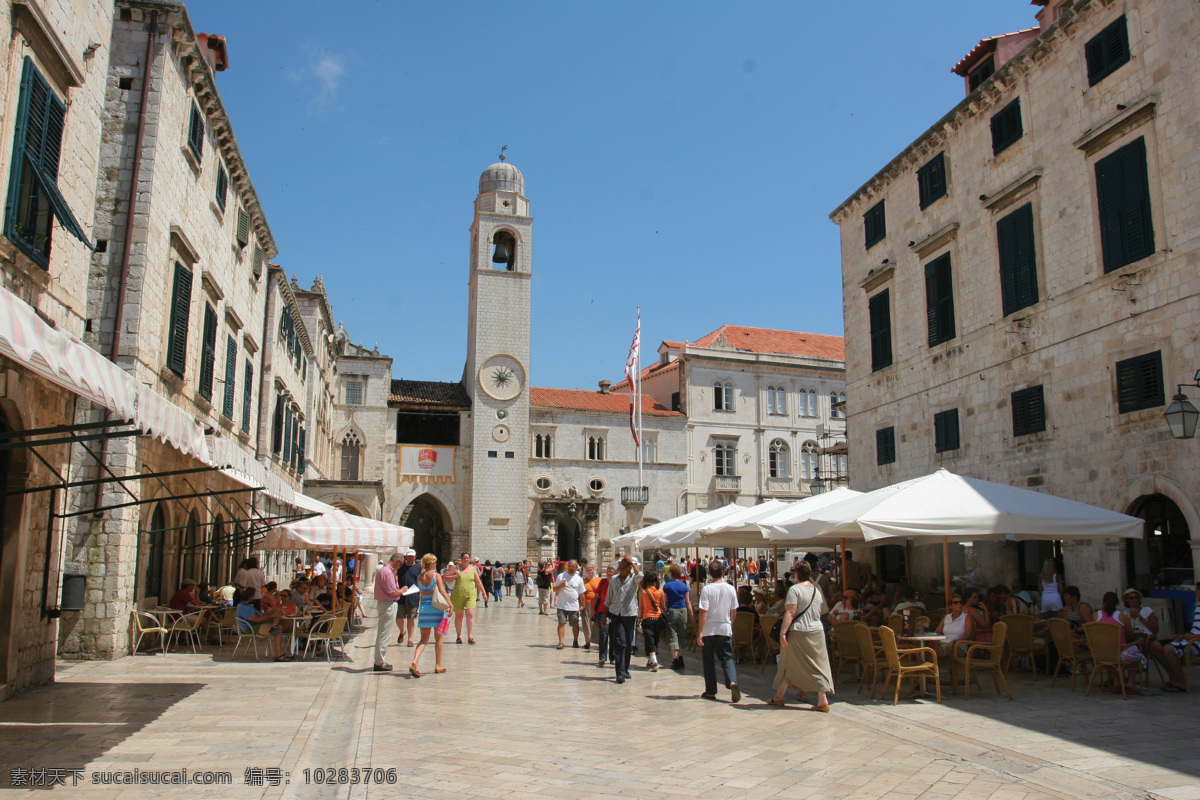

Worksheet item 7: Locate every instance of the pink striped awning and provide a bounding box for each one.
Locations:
[259,504,414,554]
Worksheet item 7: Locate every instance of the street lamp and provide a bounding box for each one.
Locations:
[1165,370,1200,440]
[810,465,825,496]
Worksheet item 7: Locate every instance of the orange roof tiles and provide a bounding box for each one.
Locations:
[952,27,1039,75]
[693,325,845,360]
[612,359,677,392]
[530,387,682,417]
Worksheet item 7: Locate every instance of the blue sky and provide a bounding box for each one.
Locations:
[192,1,1038,389]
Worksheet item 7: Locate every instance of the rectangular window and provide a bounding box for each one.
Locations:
[272,395,283,454]
[934,408,960,453]
[165,262,193,376]
[222,335,237,419]
[643,438,656,463]
[187,103,204,162]
[1096,137,1155,272]
[869,289,893,372]
[297,429,306,474]
[4,58,90,266]
[968,55,995,92]
[990,99,1023,155]
[345,380,363,405]
[863,200,886,249]
[283,404,293,462]
[670,392,680,412]
[875,427,896,466]
[917,153,947,209]
[1011,385,1046,437]
[198,304,217,401]
[997,203,1039,315]
[1116,351,1165,414]
[236,207,250,249]
[241,361,253,433]
[215,163,228,212]
[1086,15,1130,86]
[924,253,956,346]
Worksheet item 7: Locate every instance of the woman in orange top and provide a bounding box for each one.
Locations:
[582,566,601,651]
[638,570,665,672]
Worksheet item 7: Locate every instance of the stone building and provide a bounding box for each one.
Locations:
[829,0,1200,614]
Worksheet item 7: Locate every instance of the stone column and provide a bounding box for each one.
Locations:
[539,510,557,562]
[584,508,599,567]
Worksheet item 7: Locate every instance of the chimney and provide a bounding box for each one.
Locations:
[598,380,611,395]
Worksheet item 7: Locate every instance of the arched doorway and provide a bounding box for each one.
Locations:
[1127,494,1193,590]
[556,514,581,562]
[401,495,451,566]
[181,511,199,587]
[143,504,168,601]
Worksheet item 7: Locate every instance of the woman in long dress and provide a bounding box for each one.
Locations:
[769,562,833,712]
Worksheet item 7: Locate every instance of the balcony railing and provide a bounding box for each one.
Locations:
[714,475,741,493]
[621,486,650,504]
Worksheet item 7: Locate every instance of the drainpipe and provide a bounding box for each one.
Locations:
[91,11,158,518]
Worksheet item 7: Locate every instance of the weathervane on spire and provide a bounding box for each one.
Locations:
[499,145,508,162]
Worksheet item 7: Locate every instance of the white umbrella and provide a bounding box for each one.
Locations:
[757,488,864,542]
[654,500,791,548]
[638,503,751,549]
[608,509,708,551]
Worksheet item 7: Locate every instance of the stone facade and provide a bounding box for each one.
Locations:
[830,0,1200,609]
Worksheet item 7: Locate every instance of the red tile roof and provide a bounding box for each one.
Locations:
[693,325,845,360]
[530,387,683,417]
[389,380,470,406]
[661,340,684,349]
[952,28,1039,76]
[612,359,678,392]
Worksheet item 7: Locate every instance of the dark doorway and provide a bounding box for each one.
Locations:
[556,515,581,562]
[144,504,167,600]
[1127,494,1193,590]
[875,545,906,585]
[403,495,450,566]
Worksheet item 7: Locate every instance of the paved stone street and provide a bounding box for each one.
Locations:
[0,597,1197,800]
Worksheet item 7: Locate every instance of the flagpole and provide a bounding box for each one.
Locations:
[637,307,643,490]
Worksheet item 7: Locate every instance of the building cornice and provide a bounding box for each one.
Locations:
[829,0,1116,225]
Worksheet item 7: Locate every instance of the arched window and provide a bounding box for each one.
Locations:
[801,440,819,480]
[713,380,733,411]
[838,392,846,417]
[768,440,789,479]
[143,504,168,600]
[491,230,516,271]
[587,435,605,461]
[714,443,736,476]
[643,438,656,463]
[209,516,225,586]
[181,511,199,586]
[341,431,362,480]
[767,386,786,415]
[534,433,553,459]
[830,391,840,418]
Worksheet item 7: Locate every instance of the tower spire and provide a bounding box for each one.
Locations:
[499,145,508,162]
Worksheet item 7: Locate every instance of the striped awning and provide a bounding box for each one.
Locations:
[258,504,413,554]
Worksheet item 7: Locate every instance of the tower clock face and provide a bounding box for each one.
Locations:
[478,355,525,402]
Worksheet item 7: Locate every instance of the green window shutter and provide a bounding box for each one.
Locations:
[1096,137,1154,272]
[869,289,893,371]
[283,404,292,462]
[1012,386,1046,437]
[198,304,217,401]
[1086,16,1130,86]
[188,103,204,162]
[990,99,1023,155]
[241,361,253,433]
[236,208,250,249]
[215,164,228,212]
[298,429,306,474]
[252,245,263,279]
[997,204,1038,316]
[864,200,886,249]
[924,253,956,346]
[1115,351,1164,414]
[967,56,995,92]
[917,153,947,209]
[934,408,960,452]
[165,262,193,375]
[222,335,237,419]
[272,395,283,454]
[876,427,896,465]
[291,416,300,470]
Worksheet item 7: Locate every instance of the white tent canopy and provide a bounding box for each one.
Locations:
[771,469,1143,545]
[609,509,708,552]
[259,493,414,554]
[650,500,791,548]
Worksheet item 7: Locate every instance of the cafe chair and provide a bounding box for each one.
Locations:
[1001,614,1046,677]
[302,616,347,662]
[1184,643,1197,692]
[731,614,756,664]
[131,610,169,655]
[233,622,274,661]
[876,626,941,705]
[1083,621,1145,699]
[853,622,886,698]
[950,620,1012,700]
[887,614,904,636]
[1046,617,1092,691]
[759,614,781,672]
[915,615,931,632]
[170,610,206,654]
[212,607,239,646]
[830,620,865,689]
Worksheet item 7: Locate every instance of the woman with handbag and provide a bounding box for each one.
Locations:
[638,570,665,672]
[411,554,451,677]
[769,562,833,712]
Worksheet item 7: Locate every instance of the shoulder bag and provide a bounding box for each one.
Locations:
[430,576,451,611]
[772,585,816,641]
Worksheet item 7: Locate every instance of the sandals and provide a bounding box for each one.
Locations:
[767,698,787,707]
[409,665,421,678]
[434,667,447,674]
[273,655,293,662]
[456,637,463,644]
[556,643,565,650]
[468,639,476,645]
[812,704,831,713]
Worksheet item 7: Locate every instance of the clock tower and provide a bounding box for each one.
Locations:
[464,158,533,561]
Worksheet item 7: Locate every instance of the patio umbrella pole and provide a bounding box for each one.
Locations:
[840,539,848,594]
[942,536,950,608]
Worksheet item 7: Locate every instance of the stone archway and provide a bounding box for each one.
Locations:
[400,494,452,566]
[556,515,581,562]
[1126,494,1193,591]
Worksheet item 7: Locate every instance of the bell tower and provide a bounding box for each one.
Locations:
[464,156,533,562]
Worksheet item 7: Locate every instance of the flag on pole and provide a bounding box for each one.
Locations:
[624,310,641,446]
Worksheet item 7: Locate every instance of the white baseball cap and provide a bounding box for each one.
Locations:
[405,548,417,557]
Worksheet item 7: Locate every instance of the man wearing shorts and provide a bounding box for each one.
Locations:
[554,560,586,650]
[395,549,422,646]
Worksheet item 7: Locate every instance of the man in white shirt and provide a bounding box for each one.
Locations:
[697,560,741,702]
[554,560,586,650]
[311,558,327,579]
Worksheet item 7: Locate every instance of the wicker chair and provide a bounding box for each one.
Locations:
[731,614,756,664]
[950,620,1012,699]
[887,614,904,636]
[853,622,886,698]
[1046,617,1092,691]
[1184,642,1197,692]
[876,626,941,705]
[1083,621,1145,698]
[131,610,168,655]
[759,614,781,672]
[1001,614,1047,676]
[830,620,864,689]
[915,615,931,633]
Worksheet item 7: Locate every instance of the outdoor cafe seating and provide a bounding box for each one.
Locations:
[949,620,1011,700]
